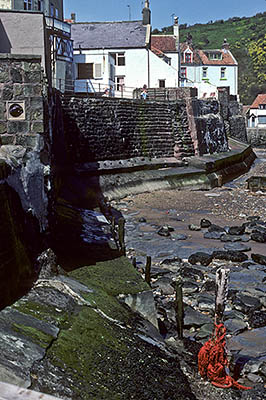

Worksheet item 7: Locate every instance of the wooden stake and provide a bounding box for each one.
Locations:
[118,217,126,255]
[215,267,230,325]
[145,256,151,286]
[175,276,183,339]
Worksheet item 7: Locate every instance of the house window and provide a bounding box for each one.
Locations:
[259,104,266,109]
[159,79,166,88]
[24,0,32,10]
[220,67,226,79]
[180,67,187,78]
[202,67,208,78]
[77,63,102,79]
[207,52,222,60]
[37,0,43,11]
[258,116,266,124]
[115,76,125,91]
[185,52,192,63]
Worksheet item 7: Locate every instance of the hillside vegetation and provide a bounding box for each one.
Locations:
[153,12,266,105]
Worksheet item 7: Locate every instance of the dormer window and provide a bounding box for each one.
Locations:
[185,53,192,63]
[206,52,222,60]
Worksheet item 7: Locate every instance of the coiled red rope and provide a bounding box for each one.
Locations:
[198,323,251,390]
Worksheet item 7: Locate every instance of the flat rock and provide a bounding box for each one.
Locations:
[223,242,251,252]
[204,231,224,240]
[224,318,248,335]
[212,250,248,262]
[184,306,212,328]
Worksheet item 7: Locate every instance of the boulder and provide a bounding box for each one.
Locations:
[188,252,213,266]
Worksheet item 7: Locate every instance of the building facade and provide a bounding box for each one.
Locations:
[151,37,238,98]
[0,1,73,91]
[247,94,266,128]
[71,2,180,97]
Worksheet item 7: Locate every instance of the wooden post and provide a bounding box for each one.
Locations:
[132,257,137,269]
[175,276,183,339]
[145,256,151,286]
[118,217,126,255]
[215,267,230,325]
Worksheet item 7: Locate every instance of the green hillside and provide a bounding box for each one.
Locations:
[153,12,266,105]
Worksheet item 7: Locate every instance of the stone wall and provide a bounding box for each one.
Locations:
[0,54,47,309]
[61,96,196,163]
[247,128,266,148]
[60,95,233,164]
[218,90,248,143]
[0,53,44,147]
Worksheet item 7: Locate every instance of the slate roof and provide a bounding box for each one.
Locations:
[250,94,266,109]
[71,20,148,49]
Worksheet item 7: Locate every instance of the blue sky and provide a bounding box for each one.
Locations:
[64,0,266,29]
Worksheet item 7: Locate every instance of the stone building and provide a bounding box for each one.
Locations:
[0,1,73,91]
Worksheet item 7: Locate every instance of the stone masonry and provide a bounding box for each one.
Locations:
[0,53,44,148]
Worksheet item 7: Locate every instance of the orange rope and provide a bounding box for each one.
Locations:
[198,323,251,390]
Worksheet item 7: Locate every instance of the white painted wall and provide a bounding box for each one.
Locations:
[181,64,238,98]
[74,50,115,94]
[74,47,179,97]
[248,108,266,127]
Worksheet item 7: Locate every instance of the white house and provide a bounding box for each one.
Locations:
[247,94,266,128]
[70,1,180,97]
[151,36,238,98]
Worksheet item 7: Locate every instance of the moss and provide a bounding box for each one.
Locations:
[12,300,69,328]
[12,323,54,348]
[70,257,148,297]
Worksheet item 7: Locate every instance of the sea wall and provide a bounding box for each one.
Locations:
[60,94,236,164]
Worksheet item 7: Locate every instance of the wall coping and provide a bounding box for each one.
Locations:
[0,53,42,61]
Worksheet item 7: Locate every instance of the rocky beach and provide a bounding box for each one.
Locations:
[109,149,266,395]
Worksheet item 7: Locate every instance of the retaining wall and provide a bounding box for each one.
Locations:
[247,128,266,148]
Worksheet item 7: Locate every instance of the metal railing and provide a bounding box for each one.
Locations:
[51,78,198,101]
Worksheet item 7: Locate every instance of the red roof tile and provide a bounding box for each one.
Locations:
[151,35,177,52]
[250,94,266,108]
[198,49,237,65]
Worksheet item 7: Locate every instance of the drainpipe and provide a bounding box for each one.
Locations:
[147,48,150,88]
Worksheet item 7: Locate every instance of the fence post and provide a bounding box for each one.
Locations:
[86,81,88,96]
[118,217,126,255]
[145,256,151,286]
[175,276,183,339]
[215,267,230,325]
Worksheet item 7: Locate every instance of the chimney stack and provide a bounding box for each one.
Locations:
[173,16,179,50]
[71,13,76,23]
[222,38,230,52]
[142,0,151,26]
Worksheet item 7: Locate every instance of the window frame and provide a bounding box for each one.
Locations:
[220,67,226,79]
[202,67,208,79]
[115,76,125,91]
[24,0,32,10]
[77,63,102,80]
[180,67,187,78]
[159,79,166,88]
